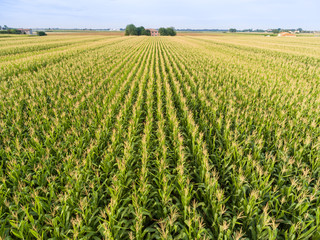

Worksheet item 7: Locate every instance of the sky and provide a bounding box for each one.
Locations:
[0,0,319,30]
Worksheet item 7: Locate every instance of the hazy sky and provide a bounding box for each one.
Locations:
[1,0,319,29]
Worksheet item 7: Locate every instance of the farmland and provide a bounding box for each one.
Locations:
[0,33,320,239]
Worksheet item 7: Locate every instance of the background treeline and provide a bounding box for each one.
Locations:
[0,29,22,34]
[125,24,151,36]
[0,25,22,34]
[125,24,177,36]
[158,27,176,36]
[228,27,314,34]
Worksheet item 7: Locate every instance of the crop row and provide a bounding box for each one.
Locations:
[0,35,319,239]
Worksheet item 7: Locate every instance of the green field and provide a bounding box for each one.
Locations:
[0,34,320,239]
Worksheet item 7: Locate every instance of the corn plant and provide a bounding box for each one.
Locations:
[0,34,319,239]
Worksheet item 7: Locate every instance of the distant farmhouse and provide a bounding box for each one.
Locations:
[125,24,176,36]
[146,29,159,36]
[278,32,296,37]
[17,29,33,35]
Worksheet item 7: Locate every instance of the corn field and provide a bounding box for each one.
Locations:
[0,34,320,239]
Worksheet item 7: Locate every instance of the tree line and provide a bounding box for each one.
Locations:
[228,28,308,34]
[0,29,22,34]
[0,25,21,34]
[158,27,176,36]
[125,24,176,36]
[0,25,46,36]
[125,24,151,36]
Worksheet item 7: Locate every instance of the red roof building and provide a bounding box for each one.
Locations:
[147,29,159,36]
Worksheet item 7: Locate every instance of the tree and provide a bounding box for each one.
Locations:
[229,28,237,33]
[136,26,145,36]
[4,25,8,30]
[158,27,176,36]
[144,29,151,36]
[297,28,303,33]
[166,27,176,36]
[8,29,21,34]
[125,24,137,36]
[158,27,167,36]
[37,31,47,36]
[124,24,176,36]
[272,29,280,34]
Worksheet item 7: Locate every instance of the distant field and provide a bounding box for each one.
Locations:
[43,30,320,37]
[46,31,125,36]
[1,34,320,239]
